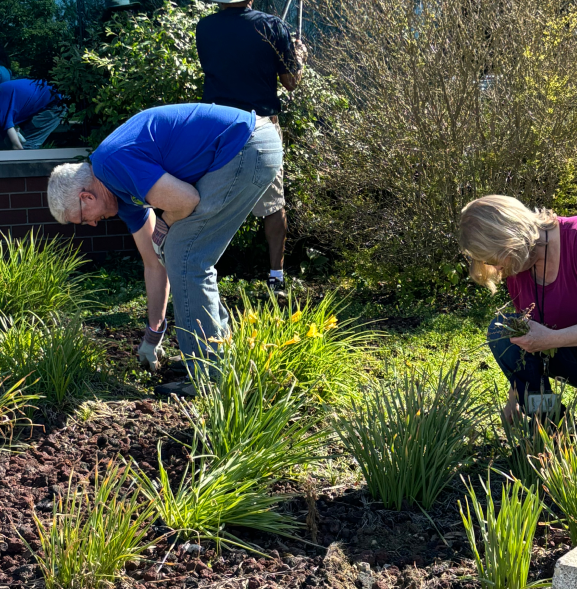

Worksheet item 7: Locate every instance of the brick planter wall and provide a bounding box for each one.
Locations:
[0,157,137,262]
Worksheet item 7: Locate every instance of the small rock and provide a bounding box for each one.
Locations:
[248,578,263,589]
[143,568,157,582]
[358,562,371,573]
[181,542,204,554]
[125,560,139,571]
[6,538,24,555]
[35,499,54,512]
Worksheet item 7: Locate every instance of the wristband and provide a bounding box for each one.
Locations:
[144,318,167,346]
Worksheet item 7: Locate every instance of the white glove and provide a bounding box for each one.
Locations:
[138,319,167,372]
[152,217,169,267]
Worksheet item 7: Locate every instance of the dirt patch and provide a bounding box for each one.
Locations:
[0,401,569,588]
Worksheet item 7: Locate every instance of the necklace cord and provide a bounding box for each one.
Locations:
[533,229,548,327]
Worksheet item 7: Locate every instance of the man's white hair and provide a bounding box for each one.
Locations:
[47,162,94,224]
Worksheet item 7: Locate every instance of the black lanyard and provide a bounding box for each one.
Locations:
[532,230,549,384]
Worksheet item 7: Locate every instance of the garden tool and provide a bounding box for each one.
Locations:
[297,0,303,40]
[281,0,292,21]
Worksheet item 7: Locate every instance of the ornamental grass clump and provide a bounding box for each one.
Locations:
[334,365,484,510]
[495,384,567,487]
[531,417,577,545]
[29,460,156,589]
[174,361,327,476]
[459,475,545,589]
[0,377,40,447]
[207,288,379,403]
[132,441,300,552]
[0,231,91,319]
[0,313,105,406]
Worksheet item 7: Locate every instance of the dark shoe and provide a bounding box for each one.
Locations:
[154,380,198,397]
[267,277,287,297]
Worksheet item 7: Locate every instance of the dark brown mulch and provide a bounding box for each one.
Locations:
[0,400,570,589]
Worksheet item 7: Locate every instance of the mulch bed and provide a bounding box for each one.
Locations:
[0,397,571,589]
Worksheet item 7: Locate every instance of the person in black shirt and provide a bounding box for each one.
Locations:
[196,0,307,294]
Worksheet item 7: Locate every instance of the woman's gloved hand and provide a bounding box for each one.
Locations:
[152,217,169,267]
[138,318,167,372]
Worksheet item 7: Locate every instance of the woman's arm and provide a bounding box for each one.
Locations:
[6,127,23,150]
[510,320,577,352]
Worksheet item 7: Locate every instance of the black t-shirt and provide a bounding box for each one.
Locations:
[196,7,298,116]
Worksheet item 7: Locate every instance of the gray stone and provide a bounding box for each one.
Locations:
[553,548,577,588]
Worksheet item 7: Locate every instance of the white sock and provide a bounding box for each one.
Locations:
[269,269,284,281]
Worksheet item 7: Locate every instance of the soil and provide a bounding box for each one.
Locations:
[0,397,570,589]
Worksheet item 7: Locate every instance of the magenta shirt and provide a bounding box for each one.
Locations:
[507,216,577,330]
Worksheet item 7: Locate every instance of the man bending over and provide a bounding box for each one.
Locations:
[47,103,282,394]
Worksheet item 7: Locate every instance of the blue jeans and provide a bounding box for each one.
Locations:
[163,120,283,364]
[487,314,577,407]
[20,103,66,149]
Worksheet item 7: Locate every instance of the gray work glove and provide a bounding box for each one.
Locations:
[138,319,167,372]
[152,217,169,267]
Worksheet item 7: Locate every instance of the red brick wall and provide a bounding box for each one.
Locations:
[0,176,138,262]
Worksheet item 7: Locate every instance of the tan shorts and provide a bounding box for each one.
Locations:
[251,120,285,218]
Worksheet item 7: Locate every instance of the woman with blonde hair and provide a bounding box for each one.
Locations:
[459,194,577,419]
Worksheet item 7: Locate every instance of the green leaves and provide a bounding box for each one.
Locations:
[459,475,545,589]
[334,365,484,510]
[52,1,212,147]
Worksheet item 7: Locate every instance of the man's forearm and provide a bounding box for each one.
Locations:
[144,264,170,331]
[6,127,23,150]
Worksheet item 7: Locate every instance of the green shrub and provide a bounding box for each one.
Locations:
[0,231,89,319]
[334,366,484,510]
[0,313,105,406]
[29,460,155,589]
[52,0,211,146]
[204,288,379,403]
[290,0,577,283]
[459,475,545,589]
[133,441,300,552]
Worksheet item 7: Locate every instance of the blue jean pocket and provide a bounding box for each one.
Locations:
[253,148,283,188]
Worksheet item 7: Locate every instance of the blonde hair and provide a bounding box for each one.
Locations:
[458,195,557,293]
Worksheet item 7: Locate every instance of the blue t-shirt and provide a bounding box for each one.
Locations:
[0,79,60,133]
[197,7,298,116]
[90,103,255,234]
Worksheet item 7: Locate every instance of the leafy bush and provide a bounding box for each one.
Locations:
[174,365,326,475]
[0,231,89,319]
[29,461,155,589]
[532,418,577,545]
[52,0,211,146]
[204,288,378,403]
[0,313,105,406]
[133,441,300,551]
[459,475,544,589]
[334,366,484,510]
[290,0,577,283]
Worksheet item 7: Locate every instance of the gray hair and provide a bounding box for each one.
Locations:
[47,162,94,224]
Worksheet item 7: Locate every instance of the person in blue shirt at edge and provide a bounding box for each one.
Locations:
[0,46,12,84]
[196,0,308,296]
[47,103,283,396]
[0,79,66,150]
